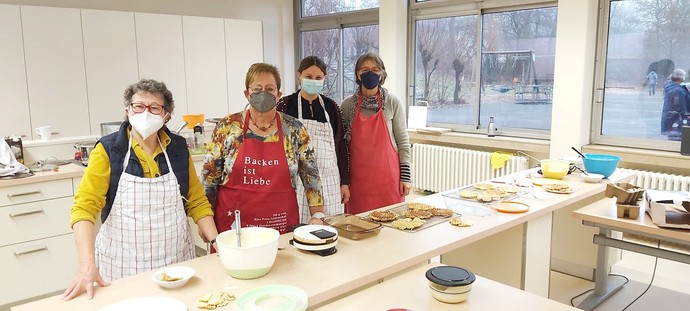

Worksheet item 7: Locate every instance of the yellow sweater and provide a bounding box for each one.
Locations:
[69,130,213,227]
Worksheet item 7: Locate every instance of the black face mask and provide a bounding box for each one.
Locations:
[249,91,277,112]
[360,71,381,89]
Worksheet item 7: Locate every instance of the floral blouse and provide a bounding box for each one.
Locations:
[201,111,324,208]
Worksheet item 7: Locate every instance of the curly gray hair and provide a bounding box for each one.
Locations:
[123,79,175,112]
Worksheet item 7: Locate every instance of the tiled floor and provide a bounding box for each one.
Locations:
[550,249,690,310]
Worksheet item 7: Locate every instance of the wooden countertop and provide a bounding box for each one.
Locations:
[13,170,628,311]
[0,163,84,187]
[315,262,580,310]
[572,197,690,244]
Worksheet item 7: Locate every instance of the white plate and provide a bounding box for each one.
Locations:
[98,296,187,311]
[237,284,308,311]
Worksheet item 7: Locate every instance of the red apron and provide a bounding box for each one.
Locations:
[215,112,299,235]
[346,93,403,215]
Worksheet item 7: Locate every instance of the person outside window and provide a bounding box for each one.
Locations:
[647,70,658,95]
[341,53,412,215]
[277,56,349,223]
[63,79,219,300]
[661,69,690,135]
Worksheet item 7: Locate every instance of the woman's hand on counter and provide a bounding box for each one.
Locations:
[62,262,109,300]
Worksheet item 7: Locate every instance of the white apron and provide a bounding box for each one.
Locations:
[296,93,343,223]
[94,135,195,281]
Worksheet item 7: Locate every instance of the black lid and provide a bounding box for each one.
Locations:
[425,266,476,287]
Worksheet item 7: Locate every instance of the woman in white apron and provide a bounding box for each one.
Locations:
[277,56,350,223]
[63,79,218,300]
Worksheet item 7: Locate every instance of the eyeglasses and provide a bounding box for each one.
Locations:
[249,84,278,94]
[130,102,165,115]
[359,67,382,74]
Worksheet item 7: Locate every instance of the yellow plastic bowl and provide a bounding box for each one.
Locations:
[540,159,570,179]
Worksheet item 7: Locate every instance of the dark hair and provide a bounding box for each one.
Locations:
[298,56,327,75]
[245,63,282,90]
[354,52,387,86]
[123,79,175,113]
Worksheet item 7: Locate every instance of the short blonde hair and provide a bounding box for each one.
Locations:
[245,63,281,90]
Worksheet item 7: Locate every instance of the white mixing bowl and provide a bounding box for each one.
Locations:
[216,227,280,279]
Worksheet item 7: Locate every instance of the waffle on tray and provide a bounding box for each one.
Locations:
[368,210,398,222]
[391,217,426,230]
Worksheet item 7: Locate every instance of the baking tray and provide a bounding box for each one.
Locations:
[365,203,459,233]
[442,184,527,205]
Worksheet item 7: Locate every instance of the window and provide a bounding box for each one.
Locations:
[297,1,379,102]
[411,3,557,136]
[594,0,690,151]
[301,0,379,17]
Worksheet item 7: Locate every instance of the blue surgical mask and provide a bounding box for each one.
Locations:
[301,79,324,95]
[360,71,381,89]
[249,91,277,113]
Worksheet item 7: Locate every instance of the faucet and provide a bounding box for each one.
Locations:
[174,121,188,134]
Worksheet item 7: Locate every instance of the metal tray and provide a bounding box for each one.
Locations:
[442,184,526,205]
[365,203,459,233]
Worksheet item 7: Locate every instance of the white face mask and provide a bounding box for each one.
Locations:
[129,111,165,140]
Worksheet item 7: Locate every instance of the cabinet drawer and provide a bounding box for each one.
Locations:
[0,233,77,305]
[0,197,73,246]
[0,179,73,207]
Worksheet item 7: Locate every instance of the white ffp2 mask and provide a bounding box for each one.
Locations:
[129,111,165,140]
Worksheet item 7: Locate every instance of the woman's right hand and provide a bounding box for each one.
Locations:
[62,262,109,301]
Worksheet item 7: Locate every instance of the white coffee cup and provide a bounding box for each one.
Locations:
[35,126,52,140]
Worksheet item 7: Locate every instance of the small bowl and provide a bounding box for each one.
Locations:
[426,266,476,304]
[581,173,604,183]
[322,214,382,240]
[152,266,195,289]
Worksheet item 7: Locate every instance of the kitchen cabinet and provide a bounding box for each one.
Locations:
[81,9,139,136]
[135,13,187,132]
[0,178,78,306]
[225,19,264,113]
[183,16,229,121]
[0,4,31,139]
[21,6,89,139]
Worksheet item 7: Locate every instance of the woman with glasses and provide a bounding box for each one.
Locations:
[276,56,349,224]
[341,52,412,214]
[63,79,219,300]
[201,63,325,237]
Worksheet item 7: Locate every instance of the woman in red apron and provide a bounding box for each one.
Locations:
[201,63,326,236]
[341,53,412,214]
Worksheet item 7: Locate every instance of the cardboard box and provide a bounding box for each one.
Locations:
[644,189,690,229]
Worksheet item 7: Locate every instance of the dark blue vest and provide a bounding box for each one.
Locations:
[98,121,190,223]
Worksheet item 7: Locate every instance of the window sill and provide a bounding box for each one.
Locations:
[408,129,550,154]
[582,145,690,176]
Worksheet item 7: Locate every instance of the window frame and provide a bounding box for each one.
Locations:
[294,1,379,102]
[408,0,558,140]
[590,0,680,152]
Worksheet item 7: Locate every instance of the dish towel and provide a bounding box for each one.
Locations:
[490,151,514,170]
[0,139,29,176]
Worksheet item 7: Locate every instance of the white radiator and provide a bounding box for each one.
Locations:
[618,168,690,191]
[411,143,528,193]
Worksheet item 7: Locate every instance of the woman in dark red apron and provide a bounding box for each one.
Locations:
[201,63,326,236]
[341,53,412,214]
